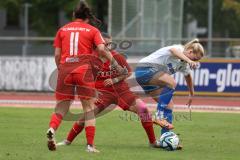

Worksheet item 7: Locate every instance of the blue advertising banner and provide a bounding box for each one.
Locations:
[174,59,240,96]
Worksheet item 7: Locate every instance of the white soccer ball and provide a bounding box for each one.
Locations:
[159,131,179,151]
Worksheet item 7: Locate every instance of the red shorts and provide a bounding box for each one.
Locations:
[55,63,96,101]
[95,89,137,111]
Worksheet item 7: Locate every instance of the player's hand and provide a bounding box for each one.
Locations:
[116,66,129,75]
[104,79,114,87]
[111,61,128,75]
[186,95,194,107]
[115,65,126,74]
[188,60,198,69]
[121,67,129,75]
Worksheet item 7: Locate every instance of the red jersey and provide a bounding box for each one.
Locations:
[53,19,105,64]
[95,50,132,92]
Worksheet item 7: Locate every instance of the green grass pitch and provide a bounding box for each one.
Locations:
[0,107,240,160]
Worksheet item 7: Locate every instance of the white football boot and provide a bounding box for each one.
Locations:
[56,140,71,146]
[46,128,56,151]
[86,144,100,153]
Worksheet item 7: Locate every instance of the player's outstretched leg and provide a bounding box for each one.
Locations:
[129,99,161,148]
[47,100,71,151]
[160,107,173,134]
[47,112,63,151]
[57,106,103,147]
[81,99,100,153]
[156,86,175,134]
[57,121,85,146]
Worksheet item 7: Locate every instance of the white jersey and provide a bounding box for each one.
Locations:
[139,44,191,75]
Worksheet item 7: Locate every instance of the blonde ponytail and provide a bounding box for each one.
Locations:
[184,38,205,57]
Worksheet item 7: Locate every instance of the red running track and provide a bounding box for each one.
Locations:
[0,92,239,107]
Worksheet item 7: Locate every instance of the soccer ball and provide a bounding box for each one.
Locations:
[159,131,179,151]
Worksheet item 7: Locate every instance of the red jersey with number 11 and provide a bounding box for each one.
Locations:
[53,19,105,64]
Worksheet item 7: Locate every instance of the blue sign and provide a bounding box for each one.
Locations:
[174,60,240,96]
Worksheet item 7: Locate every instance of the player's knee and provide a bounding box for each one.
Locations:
[55,102,71,116]
[83,106,95,113]
[81,99,95,111]
[136,99,148,113]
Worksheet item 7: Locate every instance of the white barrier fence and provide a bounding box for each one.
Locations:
[0,57,55,91]
[0,56,239,97]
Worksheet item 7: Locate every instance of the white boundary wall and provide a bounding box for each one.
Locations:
[0,57,55,91]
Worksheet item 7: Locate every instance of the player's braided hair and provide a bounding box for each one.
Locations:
[74,0,102,27]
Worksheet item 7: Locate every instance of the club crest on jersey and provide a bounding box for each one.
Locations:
[97,70,118,78]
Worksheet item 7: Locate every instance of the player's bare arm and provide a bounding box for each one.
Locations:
[54,48,61,69]
[185,74,195,106]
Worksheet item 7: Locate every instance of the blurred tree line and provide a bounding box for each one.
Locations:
[0,0,107,36]
[184,0,240,38]
[0,0,240,37]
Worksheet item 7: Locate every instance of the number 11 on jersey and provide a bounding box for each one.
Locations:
[70,32,79,56]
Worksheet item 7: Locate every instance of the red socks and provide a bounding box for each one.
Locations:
[67,122,84,142]
[49,114,96,145]
[135,100,156,144]
[85,126,96,145]
[49,113,63,130]
[141,121,156,144]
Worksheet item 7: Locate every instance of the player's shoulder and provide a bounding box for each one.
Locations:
[157,44,184,56]
[82,23,99,33]
[169,44,184,50]
[160,44,182,50]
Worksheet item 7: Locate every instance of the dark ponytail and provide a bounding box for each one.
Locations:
[74,1,102,27]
